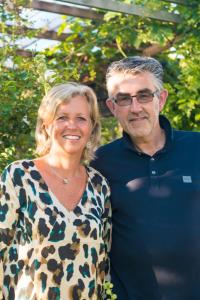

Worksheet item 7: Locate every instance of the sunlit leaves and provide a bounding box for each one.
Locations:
[0,0,200,171]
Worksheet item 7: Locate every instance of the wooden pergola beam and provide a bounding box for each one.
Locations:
[3,25,71,41]
[162,0,187,4]
[1,0,185,24]
[15,49,35,57]
[30,0,103,20]
[58,0,182,23]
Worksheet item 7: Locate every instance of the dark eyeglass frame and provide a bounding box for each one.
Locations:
[111,90,159,106]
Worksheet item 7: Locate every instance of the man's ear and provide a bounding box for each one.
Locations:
[159,89,168,112]
[106,99,116,116]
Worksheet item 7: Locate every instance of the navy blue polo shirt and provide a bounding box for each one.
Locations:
[91,115,200,300]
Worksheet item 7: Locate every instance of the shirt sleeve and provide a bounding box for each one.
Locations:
[101,180,112,280]
[0,167,20,299]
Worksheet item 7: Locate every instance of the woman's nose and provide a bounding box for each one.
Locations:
[65,119,77,128]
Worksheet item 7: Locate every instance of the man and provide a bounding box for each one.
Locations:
[91,56,200,300]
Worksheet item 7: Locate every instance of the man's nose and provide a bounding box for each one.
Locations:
[129,97,143,113]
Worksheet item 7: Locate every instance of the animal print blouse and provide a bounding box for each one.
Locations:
[0,160,111,300]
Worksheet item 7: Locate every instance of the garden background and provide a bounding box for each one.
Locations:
[0,0,200,172]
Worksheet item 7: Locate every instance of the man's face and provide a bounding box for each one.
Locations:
[106,72,168,142]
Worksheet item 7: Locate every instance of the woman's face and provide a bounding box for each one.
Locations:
[45,95,92,158]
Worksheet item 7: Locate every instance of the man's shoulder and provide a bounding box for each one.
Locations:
[173,129,200,156]
[90,137,124,174]
[95,137,123,157]
[174,129,200,142]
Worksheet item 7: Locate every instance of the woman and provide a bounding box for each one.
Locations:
[0,83,111,300]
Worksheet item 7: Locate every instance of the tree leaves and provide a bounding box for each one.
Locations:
[0,0,200,171]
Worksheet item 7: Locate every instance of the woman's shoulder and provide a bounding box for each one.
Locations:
[86,166,110,192]
[1,159,35,181]
[3,159,34,172]
[87,165,108,181]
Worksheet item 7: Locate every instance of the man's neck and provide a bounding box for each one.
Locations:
[132,128,166,157]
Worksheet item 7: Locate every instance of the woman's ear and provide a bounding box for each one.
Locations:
[44,123,51,137]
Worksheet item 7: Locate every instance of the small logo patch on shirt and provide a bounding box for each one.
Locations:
[182,176,192,183]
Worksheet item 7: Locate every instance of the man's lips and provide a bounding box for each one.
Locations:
[128,116,147,122]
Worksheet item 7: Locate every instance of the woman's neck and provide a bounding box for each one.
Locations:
[39,152,83,177]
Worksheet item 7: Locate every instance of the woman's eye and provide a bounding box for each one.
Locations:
[57,116,67,121]
[77,116,87,121]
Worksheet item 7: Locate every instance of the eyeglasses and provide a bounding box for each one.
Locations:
[111,90,159,106]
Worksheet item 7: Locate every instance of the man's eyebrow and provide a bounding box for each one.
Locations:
[137,88,152,93]
[115,92,131,95]
[115,88,152,96]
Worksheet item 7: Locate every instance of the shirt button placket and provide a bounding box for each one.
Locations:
[150,157,157,177]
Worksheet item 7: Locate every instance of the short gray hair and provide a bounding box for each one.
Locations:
[106,56,164,91]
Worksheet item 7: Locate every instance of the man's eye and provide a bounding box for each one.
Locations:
[138,93,151,100]
[117,95,131,102]
[120,96,130,101]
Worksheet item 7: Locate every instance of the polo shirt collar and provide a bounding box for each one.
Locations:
[122,115,174,153]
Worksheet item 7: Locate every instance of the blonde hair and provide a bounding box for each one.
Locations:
[35,82,101,163]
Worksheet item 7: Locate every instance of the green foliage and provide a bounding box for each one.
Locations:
[0,55,45,171]
[0,0,200,172]
[104,281,117,299]
[101,117,122,145]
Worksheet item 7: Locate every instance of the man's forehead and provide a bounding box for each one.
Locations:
[107,71,154,94]
[108,72,139,82]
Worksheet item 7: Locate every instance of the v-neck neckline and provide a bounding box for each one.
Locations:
[32,160,91,215]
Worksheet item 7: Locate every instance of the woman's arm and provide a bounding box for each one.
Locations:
[101,181,112,279]
[0,167,20,299]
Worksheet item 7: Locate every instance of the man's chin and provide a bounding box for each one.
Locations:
[127,128,151,139]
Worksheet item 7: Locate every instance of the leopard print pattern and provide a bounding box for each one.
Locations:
[0,160,111,300]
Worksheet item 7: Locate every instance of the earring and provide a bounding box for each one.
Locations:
[86,141,92,149]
